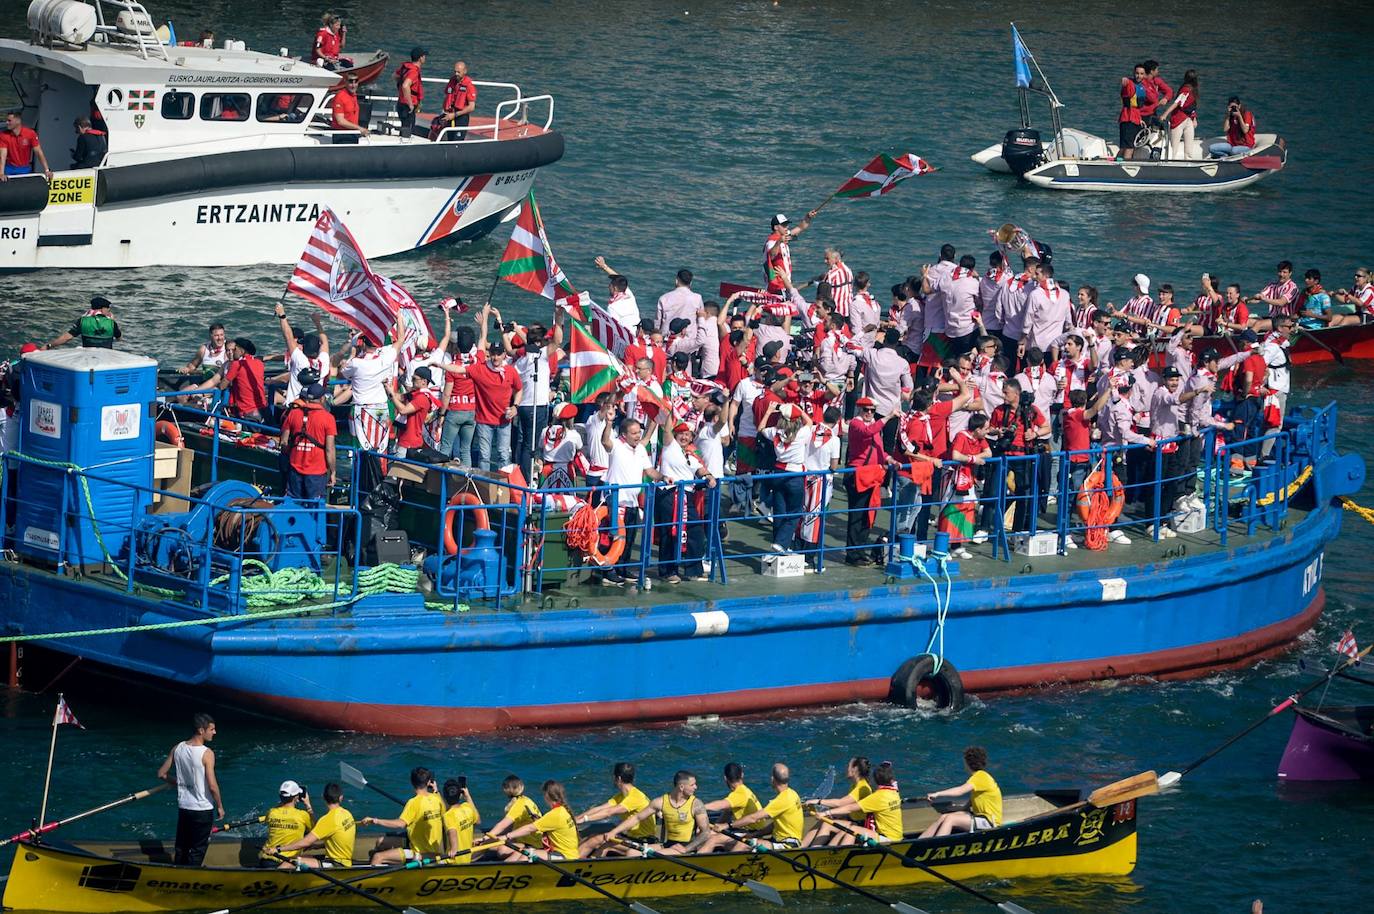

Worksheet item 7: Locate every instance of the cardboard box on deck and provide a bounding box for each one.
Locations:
[385,459,513,504]
[151,441,195,514]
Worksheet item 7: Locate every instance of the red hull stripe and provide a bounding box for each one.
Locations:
[217,589,1325,735]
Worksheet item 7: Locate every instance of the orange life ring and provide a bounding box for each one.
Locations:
[155,419,184,448]
[443,491,491,556]
[584,504,626,567]
[1075,465,1126,525]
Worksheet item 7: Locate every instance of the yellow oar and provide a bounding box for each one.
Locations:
[813,812,1035,914]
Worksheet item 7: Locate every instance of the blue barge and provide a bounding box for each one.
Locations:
[0,349,1363,733]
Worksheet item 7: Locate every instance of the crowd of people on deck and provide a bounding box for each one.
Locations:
[6,223,1373,574]
[1116,59,1263,161]
[159,714,1000,869]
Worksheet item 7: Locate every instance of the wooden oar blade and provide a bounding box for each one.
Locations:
[628,903,662,914]
[338,761,368,790]
[746,879,785,906]
[890,902,932,914]
[998,901,1038,914]
[1087,770,1158,808]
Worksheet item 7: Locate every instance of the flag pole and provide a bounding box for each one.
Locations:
[38,694,63,826]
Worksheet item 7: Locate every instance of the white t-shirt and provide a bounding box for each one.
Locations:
[732,376,764,438]
[607,290,641,331]
[515,347,551,407]
[341,346,398,406]
[541,425,582,465]
[804,423,841,472]
[762,425,809,470]
[605,439,652,506]
[658,439,704,483]
[584,412,611,473]
[695,421,728,477]
[1262,340,1290,395]
[285,347,328,404]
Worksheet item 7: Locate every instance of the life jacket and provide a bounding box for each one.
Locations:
[77,313,116,345]
[394,61,423,105]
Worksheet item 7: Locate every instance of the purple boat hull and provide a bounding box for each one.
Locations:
[1277,706,1374,780]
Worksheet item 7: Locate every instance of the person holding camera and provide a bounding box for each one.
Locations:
[360,766,444,865]
[988,379,1051,540]
[441,777,481,862]
[313,13,353,70]
[1210,96,1256,157]
[258,781,314,868]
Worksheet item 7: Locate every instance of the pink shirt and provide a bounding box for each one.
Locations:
[860,347,914,415]
[849,290,881,348]
[1023,282,1071,351]
[923,260,954,335]
[656,285,703,332]
[939,269,982,338]
[979,268,1012,332]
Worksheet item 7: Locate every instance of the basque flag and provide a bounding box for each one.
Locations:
[53,696,84,729]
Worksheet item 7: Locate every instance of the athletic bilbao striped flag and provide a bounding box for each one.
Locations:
[286,208,396,345]
[53,695,83,729]
[568,317,626,403]
[497,191,577,302]
[374,274,436,368]
[561,291,636,361]
[1334,628,1359,660]
[834,153,937,199]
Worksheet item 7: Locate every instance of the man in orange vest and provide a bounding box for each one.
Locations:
[431,60,477,141]
[395,47,427,138]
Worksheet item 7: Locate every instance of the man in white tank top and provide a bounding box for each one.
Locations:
[156,713,224,865]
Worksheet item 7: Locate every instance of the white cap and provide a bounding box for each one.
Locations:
[279,780,303,797]
[773,213,790,225]
[1133,273,1150,294]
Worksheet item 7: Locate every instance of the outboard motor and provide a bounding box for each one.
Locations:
[1001,128,1045,177]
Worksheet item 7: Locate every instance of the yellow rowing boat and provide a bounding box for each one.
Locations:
[2,791,1139,912]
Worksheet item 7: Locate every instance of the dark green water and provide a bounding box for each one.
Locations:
[3,2,1374,913]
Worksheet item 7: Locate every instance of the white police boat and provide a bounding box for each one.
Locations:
[0,0,562,269]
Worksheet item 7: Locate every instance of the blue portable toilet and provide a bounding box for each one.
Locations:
[17,349,158,569]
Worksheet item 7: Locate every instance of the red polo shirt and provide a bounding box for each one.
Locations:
[282,402,337,474]
[0,126,40,168]
[469,351,521,426]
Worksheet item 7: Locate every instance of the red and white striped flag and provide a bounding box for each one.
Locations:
[53,696,83,729]
[374,274,434,368]
[1334,629,1359,660]
[286,208,396,346]
[560,291,636,361]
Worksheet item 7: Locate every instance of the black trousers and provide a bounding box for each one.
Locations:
[844,474,872,553]
[175,807,215,866]
[655,489,704,575]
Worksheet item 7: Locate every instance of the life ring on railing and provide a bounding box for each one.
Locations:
[889,656,965,711]
[1076,461,1126,550]
[155,419,184,448]
[578,504,627,567]
[443,491,491,556]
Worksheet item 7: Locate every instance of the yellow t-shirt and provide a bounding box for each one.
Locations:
[505,794,543,847]
[312,805,356,866]
[857,786,903,841]
[443,803,478,861]
[659,793,702,844]
[261,805,313,860]
[968,770,1002,828]
[611,786,657,840]
[763,787,803,844]
[400,793,445,855]
[726,783,761,823]
[533,805,579,859]
[846,780,873,822]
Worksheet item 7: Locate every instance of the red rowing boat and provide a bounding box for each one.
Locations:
[1197,322,1374,365]
[330,50,389,91]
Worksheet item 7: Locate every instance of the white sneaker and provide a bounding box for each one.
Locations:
[970,531,989,545]
[955,548,973,559]
[1108,530,1132,545]
[1158,526,1177,539]
[1046,495,1057,506]
[769,543,785,553]
[1065,537,1079,550]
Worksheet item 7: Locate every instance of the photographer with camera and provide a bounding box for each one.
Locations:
[1210,96,1256,157]
[987,378,1051,542]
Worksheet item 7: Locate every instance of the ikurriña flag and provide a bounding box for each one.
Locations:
[497,191,577,302]
[568,317,625,403]
[834,153,937,199]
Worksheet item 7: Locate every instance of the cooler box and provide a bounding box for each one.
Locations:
[17,348,158,568]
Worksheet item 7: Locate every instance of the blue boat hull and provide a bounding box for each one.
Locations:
[0,499,1340,733]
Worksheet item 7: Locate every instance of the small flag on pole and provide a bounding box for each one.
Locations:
[1334,629,1359,660]
[53,695,84,729]
[497,191,578,303]
[833,153,937,199]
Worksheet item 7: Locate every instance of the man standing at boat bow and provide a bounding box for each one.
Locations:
[156,713,224,866]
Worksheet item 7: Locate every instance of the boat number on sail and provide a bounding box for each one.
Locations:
[1302,555,1323,597]
[196,202,323,225]
[48,174,95,206]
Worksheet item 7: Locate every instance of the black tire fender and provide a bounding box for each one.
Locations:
[889,656,965,710]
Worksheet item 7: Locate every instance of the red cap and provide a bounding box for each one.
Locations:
[776,367,794,378]
[855,396,876,408]
[672,421,692,434]
[20,343,39,354]
[554,403,578,420]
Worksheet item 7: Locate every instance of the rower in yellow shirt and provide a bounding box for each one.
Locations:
[695,762,761,853]
[803,756,873,846]
[575,762,657,857]
[920,746,1003,838]
[498,780,579,861]
[708,763,804,850]
[482,774,543,848]
[359,766,445,864]
[602,770,711,855]
[259,780,315,867]
[265,782,355,868]
[809,761,903,844]
[440,778,481,863]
